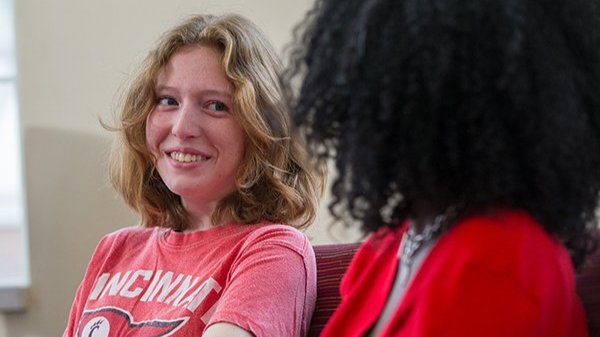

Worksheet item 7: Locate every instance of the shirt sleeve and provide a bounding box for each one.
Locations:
[206,227,316,337]
[62,233,116,337]
[63,278,87,337]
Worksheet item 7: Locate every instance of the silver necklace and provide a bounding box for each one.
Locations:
[398,213,446,285]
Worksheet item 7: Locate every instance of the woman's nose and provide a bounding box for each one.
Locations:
[171,104,201,139]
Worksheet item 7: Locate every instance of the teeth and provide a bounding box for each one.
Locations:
[169,151,207,163]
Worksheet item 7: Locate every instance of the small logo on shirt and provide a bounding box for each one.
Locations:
[81,316,110,337]
[77,306,188,337]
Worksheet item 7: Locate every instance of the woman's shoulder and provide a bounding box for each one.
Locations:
[83,226,159,272]
[362,223,407,253]
[438,208,572,275]
[450,209,558,250]
[97,225,159,250]
[241,222,312,254]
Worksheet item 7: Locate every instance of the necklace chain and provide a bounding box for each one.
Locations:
[400,213,446,267]
[397,206,460,286]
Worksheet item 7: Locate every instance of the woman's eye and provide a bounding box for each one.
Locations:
[157,97,178,106]
[207,101,228,112]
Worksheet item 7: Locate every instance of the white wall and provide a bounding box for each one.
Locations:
[3,1,362,336]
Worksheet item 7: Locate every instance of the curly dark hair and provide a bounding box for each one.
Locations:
[285,0,600,267]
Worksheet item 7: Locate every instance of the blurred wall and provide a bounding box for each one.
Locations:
[2,1,362,336]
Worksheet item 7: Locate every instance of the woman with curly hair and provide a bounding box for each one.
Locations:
[286,0,600,335]
[64,14,322,337]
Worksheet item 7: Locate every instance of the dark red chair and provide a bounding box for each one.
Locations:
[309,242,360,337]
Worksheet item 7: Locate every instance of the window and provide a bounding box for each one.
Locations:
[0,0,29,310]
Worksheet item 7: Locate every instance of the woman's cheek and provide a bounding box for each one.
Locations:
[145,113,163,154]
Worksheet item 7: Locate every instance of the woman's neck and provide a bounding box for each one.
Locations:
[181,199,229,232]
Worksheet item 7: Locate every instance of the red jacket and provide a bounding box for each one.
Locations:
[321,209,588,337]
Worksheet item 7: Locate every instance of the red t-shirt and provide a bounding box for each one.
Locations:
[63,223,316,337]
[321,209,588,337]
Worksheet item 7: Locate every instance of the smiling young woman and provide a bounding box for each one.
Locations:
[63,14,324,337]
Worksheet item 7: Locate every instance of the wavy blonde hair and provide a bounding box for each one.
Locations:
[109,14,323,230]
